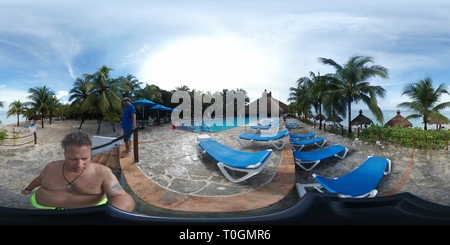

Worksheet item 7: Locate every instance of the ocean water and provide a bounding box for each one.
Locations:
[0,111,26,125]
[2,109,449,129]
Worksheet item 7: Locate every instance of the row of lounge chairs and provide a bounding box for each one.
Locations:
[288,131,391,198]
[196,120,391,199]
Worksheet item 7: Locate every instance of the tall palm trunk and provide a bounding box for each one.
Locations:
[318,103,323,130]
[96,116,103,135]
[40,113,45,128]
[347,99,352,134]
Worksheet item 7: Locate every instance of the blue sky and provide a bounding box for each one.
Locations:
[1,0,450,112]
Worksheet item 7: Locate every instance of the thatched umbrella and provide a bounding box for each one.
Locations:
[236,90,285,117]
[326,114,343,123]
[428,118,448,125]
[428,118,449,129]
[351,110,373,127]
[314,114,326,121]
[28,114,41,121]
[384,110,412,128]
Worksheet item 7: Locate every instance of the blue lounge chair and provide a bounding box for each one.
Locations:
[293,144,348,171]
[285,122,300,129]
[289,132,316,140]
[249,124,273,133]
[236,129,289,150]
[196,139,273,183]
[290,137,327,151]
[296,156,391,198]
[248,119,280,133]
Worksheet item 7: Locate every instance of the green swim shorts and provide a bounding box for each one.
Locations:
[30,192,108,210]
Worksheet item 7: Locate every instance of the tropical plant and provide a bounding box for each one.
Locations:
[397,77,450,130]
[103,111,121,132]
[0,96,3,123]
[174,85,190,92]
[6,100,27,126]
[297,71,330,129]
[0,129,7,144]
[26,86,57,128]
[135,84,163,104]
[119,74,143,99]
[68,74,93,129]
[84,65,128,134]
[319,55,388,133]
[45,95,61,125]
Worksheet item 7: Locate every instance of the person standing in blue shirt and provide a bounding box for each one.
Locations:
[121,97,137,158]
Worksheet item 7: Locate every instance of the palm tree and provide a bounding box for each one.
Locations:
[103,111,121,132]
[7,100,27,126]
[319,55,388,134]
[120,74,143,99]
[26,86,56,128]
[135,84,163,104]
[174,85,190,92]
[69,74,92,129]
[85,65,127,134]
[287,85,310,119]
[0,89,4,124]
[45,95,60,125]
[296,71,330,129]
[397,77,450,130]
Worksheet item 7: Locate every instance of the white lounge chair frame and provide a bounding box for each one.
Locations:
[236,129,289,150]
[290,137,327,151]
[296,156,391,198]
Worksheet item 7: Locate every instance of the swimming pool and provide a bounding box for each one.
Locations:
[176,117,259,132]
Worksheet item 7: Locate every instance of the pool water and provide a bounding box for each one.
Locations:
[176,117,259,132]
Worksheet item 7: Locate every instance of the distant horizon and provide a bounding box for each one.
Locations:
[3,109,450,128]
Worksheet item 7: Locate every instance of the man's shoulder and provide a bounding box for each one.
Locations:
[125,104,136,113]
[90,162,113,173]
[47,160,63,168]
[41,160,63,172]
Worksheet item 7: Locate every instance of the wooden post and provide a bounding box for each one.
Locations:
[323,123,326,132]
[133,129,139,163]
[34,132,37,146]
[341,125,344,136]
[357,127,360,139]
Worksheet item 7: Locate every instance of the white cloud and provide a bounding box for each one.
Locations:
[0,86,29,110]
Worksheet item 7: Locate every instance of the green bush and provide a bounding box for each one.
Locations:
[0,129,7,145]
[359,125,450,149]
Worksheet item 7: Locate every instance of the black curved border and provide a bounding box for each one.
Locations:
[2,192,450,225]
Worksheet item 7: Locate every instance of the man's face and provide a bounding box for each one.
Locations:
[64,144,91,173]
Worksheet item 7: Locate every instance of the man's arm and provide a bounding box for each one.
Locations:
[132,113,137,129]
[102,168,136,212]
[21,170,45,195]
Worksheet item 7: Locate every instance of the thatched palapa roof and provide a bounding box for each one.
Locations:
[326,114,343,123]
[351,110,373,126]
[314,114,326,121]
[428,118,449,125]
[236,90,288,117]
[385,110,412,128]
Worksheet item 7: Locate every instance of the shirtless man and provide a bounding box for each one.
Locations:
[21,132,136,212]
